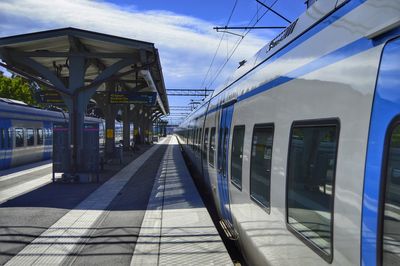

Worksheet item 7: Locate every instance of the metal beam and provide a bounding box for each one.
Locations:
[167,89,213,97]
[75,58,140,94]
[0,27,154,52]
[3,51,71,95]
[0,61,58,91]
[9,51,138,59]
[139,69,167,115]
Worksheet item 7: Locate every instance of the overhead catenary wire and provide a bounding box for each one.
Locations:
[183,0,283,122]
[205,0,280,90]
[200,0,239,90]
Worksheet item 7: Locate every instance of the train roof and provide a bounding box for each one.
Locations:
[179,0,351,126]
[0,98,102,123]
[0,97,29,106]
[0,98,63,118]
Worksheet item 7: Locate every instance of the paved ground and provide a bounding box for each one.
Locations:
[0,142,160,265]
[132,137,232,266]
[71,142,169,265]
[0,137,233,265]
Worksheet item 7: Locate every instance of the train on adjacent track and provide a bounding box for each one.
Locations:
[0,98,123,171]
[176,0,400,265]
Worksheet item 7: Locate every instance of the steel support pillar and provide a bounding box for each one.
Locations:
[67,55,87,174]
[1,46,138,181]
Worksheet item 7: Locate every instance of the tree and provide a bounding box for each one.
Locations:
[0,74,37,105]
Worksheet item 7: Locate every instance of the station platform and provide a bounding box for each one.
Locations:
[131,137,232,265]
[0,136,232,266]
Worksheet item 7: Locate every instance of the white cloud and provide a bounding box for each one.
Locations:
[0,0,274,107]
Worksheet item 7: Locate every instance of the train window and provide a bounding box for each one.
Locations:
[203,128,209,160]
[37,129,43,145]
[194,129,197,150]
[191,129,194,148]
[287,120,339,261]
[250,124,274,210]
[381,124,400,265]
[198,128,202,153]
[195,128,199,151]
[27,128,34,146]
[7,129,12,148]
[15,128,24,147]
[231,125,245,189]
[209,127,216,167]
[0,128,10,149]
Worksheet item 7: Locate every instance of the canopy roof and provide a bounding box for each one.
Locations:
[0,27,169,116]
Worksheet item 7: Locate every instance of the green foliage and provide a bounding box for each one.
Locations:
[0,73,37,105]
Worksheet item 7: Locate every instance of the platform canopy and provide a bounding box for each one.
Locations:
[0,27,169,116]
[0,27,170,177]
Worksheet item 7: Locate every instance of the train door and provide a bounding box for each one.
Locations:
[217,103,234,227]
[0,120,12,170]
[361,37,400,265]
[43,121,52,160]
[0,127,4,169]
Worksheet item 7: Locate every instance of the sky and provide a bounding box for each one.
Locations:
[0,0,305,124]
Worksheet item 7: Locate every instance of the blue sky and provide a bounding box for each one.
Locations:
[0,0,305,124]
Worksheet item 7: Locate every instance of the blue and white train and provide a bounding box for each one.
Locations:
[176,0,400,265]
[0,98,123,171]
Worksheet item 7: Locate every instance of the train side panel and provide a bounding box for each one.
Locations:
[10,119,45,167]
[176,0,400,265]
[229,44,382,265]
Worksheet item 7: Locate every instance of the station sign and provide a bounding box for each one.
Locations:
[106,129,114,139]
[109,91,157,105]
[37,89,64,105]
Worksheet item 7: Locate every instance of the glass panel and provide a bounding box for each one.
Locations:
[382,125,400,265]
[231,126,245,188]
[287,123,338,257]
[194,129,197,150]
[194,129,200,151]
[222,126,228,176]
[15,128,24,147]
[203,128,209,160]
[195,128,198,151]
[27,128,34,146]
[37,129,43,145]
[7,129,12,148]
[192,129,195,148]
[209,127,216,167]
[199,128,202,153]
[250,125,274,208]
